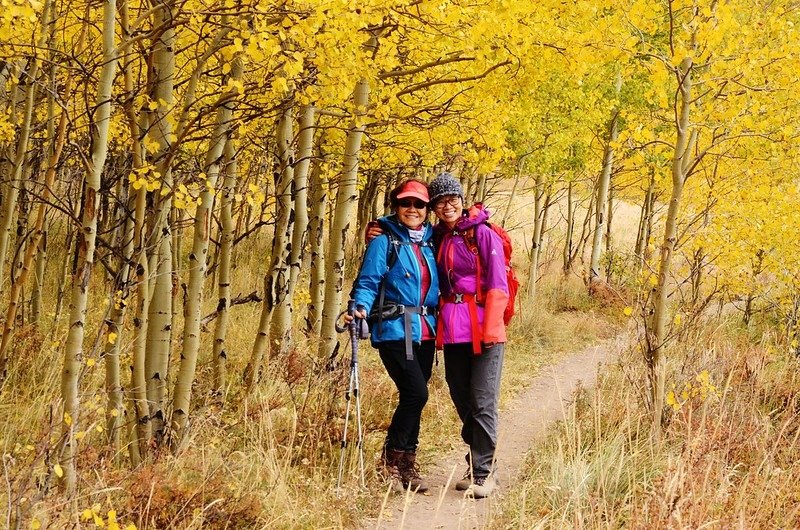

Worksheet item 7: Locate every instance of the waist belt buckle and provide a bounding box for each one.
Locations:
[420,306,429,316]
[454,293,464,303]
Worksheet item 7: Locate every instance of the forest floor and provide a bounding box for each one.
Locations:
[358,330,631,529]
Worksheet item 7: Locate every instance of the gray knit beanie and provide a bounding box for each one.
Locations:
[428,172,464,203]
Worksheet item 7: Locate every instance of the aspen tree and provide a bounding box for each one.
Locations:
[526,173,545,301]
[0,0,52,300]
[501,156,526,228]
[269,103,310,352]
[0,0,70,347]
[603,185,618,282]
[634,170,656,275]
[212,134,239,394]
[306,135,328,335]
[117,0,152,462]
[475,173,487,203]
[59,0,117,493]
[589,72,622,288]
[145,0,178,445]
[648,31,698,433]
[318,56,374,360]
[30,47,58,327]
[171,81,237,444]
[282,104,315,318]
[563,179,575,276]
[245,106,295,389]
[0,66,70,369]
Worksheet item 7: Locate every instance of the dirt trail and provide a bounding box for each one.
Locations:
[360,334,626,530]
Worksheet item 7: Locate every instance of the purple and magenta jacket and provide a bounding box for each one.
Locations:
[435,204,509,347]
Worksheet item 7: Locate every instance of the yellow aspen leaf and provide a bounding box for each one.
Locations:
[148,101,158,111]
[674,314,682,325]
[86,358,96,367]
[82,509,93,521]
[110,408,119,418]
[75,431,86,441]
[107,332,118,345]
[63,412,72,426]
[96,424,104,433]
[623,307,633,316]
[666,391,679,410]
[31,519,41,529]
[54,464,64,477]
[222,62,231,74]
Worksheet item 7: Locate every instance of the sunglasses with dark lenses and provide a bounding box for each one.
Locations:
[397,199,428,209]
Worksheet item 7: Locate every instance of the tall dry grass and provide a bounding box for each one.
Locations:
[497,316,800,529]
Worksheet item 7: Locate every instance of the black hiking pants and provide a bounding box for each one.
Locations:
[378,340,435,452]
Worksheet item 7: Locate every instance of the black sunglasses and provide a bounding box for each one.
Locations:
[397,199,428,209]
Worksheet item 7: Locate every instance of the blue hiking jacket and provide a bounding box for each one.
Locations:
[351,215,439,347]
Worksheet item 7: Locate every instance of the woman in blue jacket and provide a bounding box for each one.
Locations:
[350,179,439,493]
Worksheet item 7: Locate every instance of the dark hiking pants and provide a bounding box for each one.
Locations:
[378,340,435,452]
[443,342,505,477]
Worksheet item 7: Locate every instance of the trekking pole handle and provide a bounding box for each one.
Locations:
[335,300,370,339]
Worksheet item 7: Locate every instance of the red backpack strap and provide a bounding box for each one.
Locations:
[462,226,484,304]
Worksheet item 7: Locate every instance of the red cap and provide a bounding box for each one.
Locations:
[395,180,430,203]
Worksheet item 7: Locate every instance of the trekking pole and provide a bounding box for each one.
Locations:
[335,299,369,491]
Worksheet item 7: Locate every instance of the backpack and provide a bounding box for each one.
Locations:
[461,222,519,325]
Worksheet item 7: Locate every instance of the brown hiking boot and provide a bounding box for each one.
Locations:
[399,451,429,493]
[379,447,404,491]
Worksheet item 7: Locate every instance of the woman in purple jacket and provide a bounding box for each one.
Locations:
[426,172,509,499]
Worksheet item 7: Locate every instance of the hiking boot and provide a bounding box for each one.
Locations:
[455,468,472,491]
[399,451,429,493]
[379,447,404,491]
[466,474,496,499]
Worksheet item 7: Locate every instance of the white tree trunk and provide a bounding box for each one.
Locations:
[589,71,622,287]
[318,77,371,359]
[649,55,696,432]
[212,133,239,395]
[59,0,116,493]
[144,0,177,446]
[306,137,328,335]
[171,87,235,444]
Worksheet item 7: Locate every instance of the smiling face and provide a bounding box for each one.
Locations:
[432,195,463,227]
[396,198,428,229]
